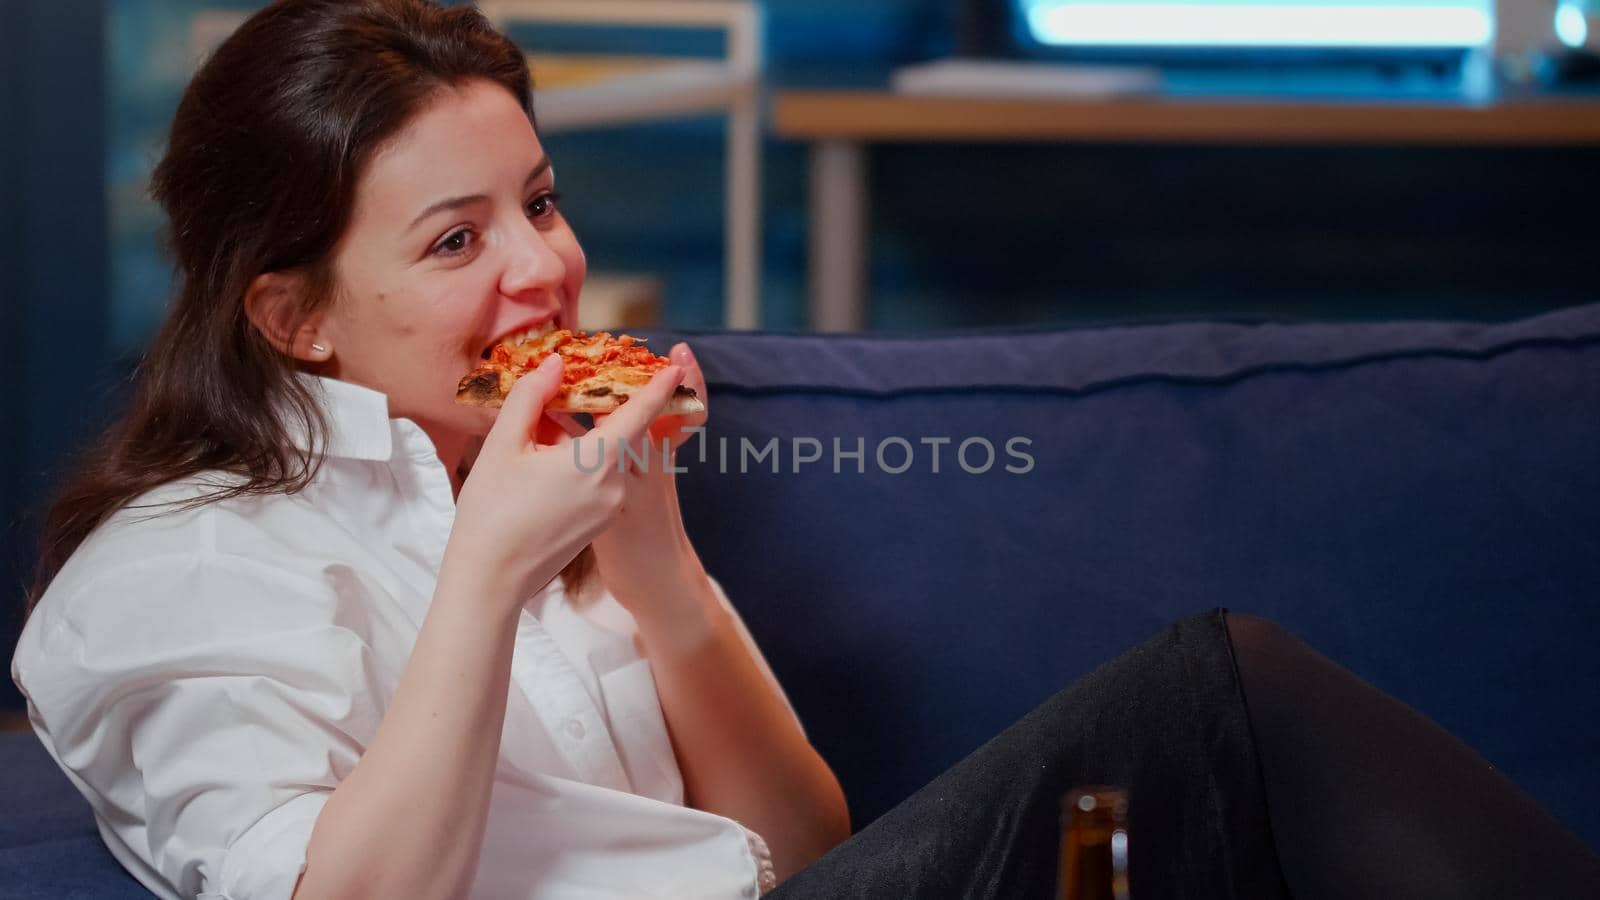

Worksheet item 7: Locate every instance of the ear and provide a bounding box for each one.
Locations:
[243,271,331,363]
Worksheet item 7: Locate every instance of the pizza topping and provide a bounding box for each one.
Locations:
[457,326,703,415]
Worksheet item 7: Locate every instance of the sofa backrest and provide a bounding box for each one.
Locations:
[655,303,1600,848]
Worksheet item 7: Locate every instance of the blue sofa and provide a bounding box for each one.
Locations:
[5,303,1598,895]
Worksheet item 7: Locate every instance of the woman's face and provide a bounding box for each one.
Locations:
[318,79,585,451]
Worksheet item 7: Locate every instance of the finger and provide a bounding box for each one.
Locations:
[481,354,562,456]
[669,342,707,399]
[669,342,710,421]
[532,414,574,448]
[592,365,685,449]
[545,411,588,438]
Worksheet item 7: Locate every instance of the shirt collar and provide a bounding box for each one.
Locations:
[290,374,396,462]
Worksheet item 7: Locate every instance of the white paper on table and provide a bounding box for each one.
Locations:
[891,59,1165,98]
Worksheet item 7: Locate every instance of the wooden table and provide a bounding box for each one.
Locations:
[773,90,1600,331]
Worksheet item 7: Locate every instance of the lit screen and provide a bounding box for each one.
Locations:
[1019,0,1494,49]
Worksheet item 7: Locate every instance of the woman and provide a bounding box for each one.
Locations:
[12,2,1599,899]
[17,1,840,896]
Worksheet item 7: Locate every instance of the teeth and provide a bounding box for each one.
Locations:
[483,321,555,359]
[496,320,556,348]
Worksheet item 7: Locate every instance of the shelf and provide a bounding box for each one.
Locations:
[530,54,755,132]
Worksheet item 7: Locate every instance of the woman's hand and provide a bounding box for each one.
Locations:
[444,353,686,612]
[296,354,690,900]
[579,345,851,871]
[646,343,709,452]
[587,343,714,635]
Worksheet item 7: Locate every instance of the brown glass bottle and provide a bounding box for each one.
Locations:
[1057,786,1130,900]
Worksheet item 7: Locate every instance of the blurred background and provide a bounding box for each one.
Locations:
[3,0,1599,712]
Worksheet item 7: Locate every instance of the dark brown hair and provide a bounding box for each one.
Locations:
[29,0,591,612]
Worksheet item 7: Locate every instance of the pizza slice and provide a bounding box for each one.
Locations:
[456,323,705,415]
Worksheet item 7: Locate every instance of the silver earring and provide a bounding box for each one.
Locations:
[310,342,327,353]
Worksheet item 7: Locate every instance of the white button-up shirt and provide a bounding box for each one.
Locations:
[11,376,777,900]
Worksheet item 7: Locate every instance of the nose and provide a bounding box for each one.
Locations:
[498,217,567,303]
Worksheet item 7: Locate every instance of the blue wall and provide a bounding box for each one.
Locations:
[1,0,23,710]
[4,0,111,710]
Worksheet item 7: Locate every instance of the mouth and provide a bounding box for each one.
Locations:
[480,317,558,359]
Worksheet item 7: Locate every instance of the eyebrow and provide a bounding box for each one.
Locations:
[406,157,552,231]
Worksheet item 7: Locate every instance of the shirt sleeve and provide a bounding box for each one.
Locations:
[14,552,389,900]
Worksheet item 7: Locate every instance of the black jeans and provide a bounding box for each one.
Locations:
[771,611,1600,899]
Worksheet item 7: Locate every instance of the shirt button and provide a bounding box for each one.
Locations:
[564,718,586,740]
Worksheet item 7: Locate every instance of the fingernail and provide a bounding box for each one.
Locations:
[538,354,561,372]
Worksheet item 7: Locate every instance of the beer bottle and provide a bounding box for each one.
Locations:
[1057,786,1130,900]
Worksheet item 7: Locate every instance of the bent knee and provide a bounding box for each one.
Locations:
[1224,612,1306,663]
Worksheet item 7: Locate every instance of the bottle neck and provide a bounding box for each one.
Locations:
[1058,787,1130,900]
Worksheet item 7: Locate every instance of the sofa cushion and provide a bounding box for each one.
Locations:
[0,836,153,899]
[650,302,1600,849]
[0,732,152,897]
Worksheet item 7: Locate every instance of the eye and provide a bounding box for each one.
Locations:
[432,227,476,257]
[527,191,562,221]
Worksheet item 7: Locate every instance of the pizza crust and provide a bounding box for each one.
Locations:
[455,378,704,415]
